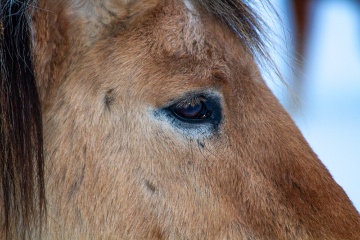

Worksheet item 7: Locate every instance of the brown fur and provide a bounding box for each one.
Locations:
[1,0,359,238]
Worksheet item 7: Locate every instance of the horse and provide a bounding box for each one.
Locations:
[0,0,359,239]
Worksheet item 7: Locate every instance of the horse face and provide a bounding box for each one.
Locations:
[31,0,360,238]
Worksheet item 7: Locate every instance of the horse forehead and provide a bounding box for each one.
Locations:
[183,0,197,19]
[149,0,208,58]
[182,0,202,34]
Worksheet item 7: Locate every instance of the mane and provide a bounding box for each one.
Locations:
[0,0,45,238]
[194,0,275,65]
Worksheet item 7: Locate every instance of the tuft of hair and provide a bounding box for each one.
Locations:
[195,1,267,53]
[194,0,284,81]
[0,0,45,238]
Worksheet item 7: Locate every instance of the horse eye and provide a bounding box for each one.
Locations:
[159,93,222,129]
[172,101,209,119]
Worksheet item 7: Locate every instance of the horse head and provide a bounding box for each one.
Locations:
[1,0,359,238]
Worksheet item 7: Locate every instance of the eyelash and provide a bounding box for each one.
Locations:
[174,96,206,108]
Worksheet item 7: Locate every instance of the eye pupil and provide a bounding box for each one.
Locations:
[173,102,208,119]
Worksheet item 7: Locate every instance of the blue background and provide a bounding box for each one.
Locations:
[257,0,360,211]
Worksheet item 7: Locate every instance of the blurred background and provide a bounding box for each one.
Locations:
[257,0,360,211]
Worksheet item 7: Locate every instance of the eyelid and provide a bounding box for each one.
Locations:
[175,95,206,108]
[163,92,208,109]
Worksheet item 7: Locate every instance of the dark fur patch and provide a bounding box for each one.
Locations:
[144,180,157,194]
[104,89,115,110]
[68,164,86,201]
[197,140,205,149]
